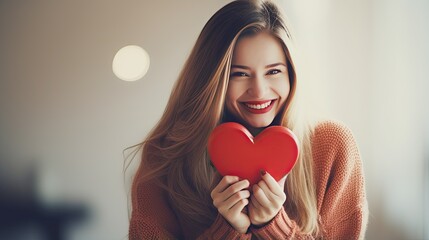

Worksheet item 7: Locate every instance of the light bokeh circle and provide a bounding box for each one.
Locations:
[112,45,150,81]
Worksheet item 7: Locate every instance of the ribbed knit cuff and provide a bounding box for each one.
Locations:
[209,214,252,240]
[250,207,296,238]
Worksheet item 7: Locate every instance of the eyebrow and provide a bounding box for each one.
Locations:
[231,62,287,69]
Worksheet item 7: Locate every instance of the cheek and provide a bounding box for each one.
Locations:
[273,78,291,100]
[225,83,241,107]
[225,88,237,112]
[282,82,291,99]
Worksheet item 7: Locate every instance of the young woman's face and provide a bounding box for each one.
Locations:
[225,32,290,129]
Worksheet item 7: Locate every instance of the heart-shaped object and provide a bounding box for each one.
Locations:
[208,122,299,185]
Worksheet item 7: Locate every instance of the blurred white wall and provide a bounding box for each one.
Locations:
[0,1,230,239]
[284,0,429,239]
[0,0,427,239]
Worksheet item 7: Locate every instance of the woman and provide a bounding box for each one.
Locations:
[128,0,368,239]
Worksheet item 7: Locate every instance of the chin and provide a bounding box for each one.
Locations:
[247,119,274,128]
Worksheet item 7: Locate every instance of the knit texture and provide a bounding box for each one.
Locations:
[128,121,369,239]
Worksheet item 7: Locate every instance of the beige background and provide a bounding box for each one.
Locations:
[1,0,428,239]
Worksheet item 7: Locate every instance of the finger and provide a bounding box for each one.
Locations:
[256,180,275,202]
[214,179,249,208]
[241,205,248,214]
[212,175,239,196]
[252,183,270,207]
[230,198,249,214]
[211,176,240,207]
[260,170,284,197]
[220,179,249,200]
[250,194,262,209]
[278,175,287,190]
[224,190,250,210]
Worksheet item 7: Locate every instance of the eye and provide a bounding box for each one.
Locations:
[267,69,281,75]
[230,72,249,77]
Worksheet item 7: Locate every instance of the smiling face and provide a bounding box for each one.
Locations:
[225,32,290,131]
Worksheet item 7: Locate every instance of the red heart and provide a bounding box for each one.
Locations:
[208,122,299,185]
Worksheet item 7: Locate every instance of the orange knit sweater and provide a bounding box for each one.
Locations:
[129,121,369,239]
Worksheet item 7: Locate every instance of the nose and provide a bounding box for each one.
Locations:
[247,75,268,98]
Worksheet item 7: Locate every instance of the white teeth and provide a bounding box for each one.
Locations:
[245,101,272,110]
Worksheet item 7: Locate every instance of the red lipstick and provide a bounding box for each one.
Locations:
[241,99,276,114]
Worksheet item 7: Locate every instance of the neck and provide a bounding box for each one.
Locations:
[222,109,272,136]
[245,125,265,137]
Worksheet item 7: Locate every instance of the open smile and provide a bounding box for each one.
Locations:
[240,99,277,114]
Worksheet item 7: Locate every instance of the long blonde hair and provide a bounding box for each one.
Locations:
[128,0,319,235]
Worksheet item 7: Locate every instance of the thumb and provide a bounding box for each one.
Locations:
[278,175,287,190]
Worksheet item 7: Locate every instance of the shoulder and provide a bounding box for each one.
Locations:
[311,120,358,152]
[310,120,361,171]
[131,165,170,214]
[131,175,184,236]
[132,176,165,211]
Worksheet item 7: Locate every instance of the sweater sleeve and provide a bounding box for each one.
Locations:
[128,174,252,239]
[249,121,368,239]
[313,121,368,239]
[250,207,314,239]
[128,176,183,239]
[197,214,252,240]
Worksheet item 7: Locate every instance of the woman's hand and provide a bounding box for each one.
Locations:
[248,170,287,226]
[211,176,251,233]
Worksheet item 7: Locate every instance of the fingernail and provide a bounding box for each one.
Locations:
[260,169,266,176]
